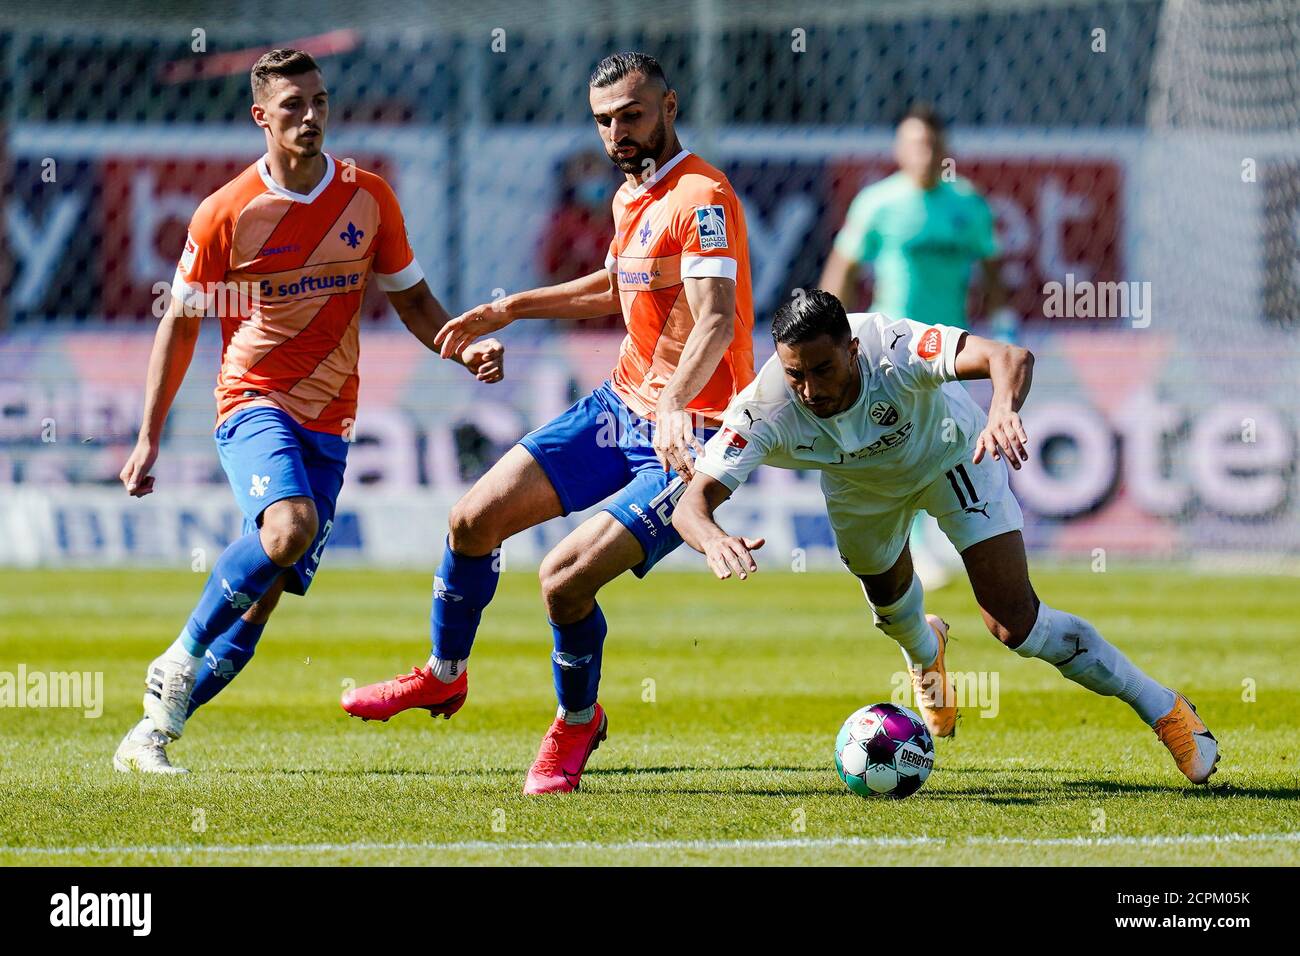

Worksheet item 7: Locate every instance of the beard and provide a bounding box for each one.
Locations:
[607,114,667,176]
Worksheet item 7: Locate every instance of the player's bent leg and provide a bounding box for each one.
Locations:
[447,443,565,557]
[137,496,311,744]
[185,575,287,718]
[116,579,281,774]
[857,547,956,738]
[341,446,566,723]
[524,513,642,795]
[962,531,1217,784]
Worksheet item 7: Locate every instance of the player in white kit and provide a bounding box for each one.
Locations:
[674,290,1219,785]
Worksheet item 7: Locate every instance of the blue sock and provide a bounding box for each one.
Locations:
[550,602,607,713]
[183,533,283,654]
[186,618,267,717]
[430,537,500,660]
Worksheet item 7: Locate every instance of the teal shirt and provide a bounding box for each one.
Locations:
[833,172,997,330]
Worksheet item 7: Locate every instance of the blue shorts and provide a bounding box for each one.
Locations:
[215,406,349,595]
[518,382,716,578]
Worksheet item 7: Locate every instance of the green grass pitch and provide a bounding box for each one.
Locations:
[1,566,1297,866]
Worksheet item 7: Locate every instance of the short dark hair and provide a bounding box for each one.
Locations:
[589,51,668,90]
[251,49,322,102]
[899,102,945,137]
[772,290,851,346]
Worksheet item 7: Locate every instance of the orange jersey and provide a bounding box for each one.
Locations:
[604,150,754,424]
[172,154,423,436]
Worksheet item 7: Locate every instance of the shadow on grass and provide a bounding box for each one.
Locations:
[198,765,1292,803]
[1061,780,1300,799]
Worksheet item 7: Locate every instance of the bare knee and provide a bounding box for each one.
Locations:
[539,550,596,625]
[448,492,503,556]
[260,498,318,565]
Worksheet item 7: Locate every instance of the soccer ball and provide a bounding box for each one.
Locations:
[834,702,935,799]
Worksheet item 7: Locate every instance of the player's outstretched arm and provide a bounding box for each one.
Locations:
[954,333,1035,470]
[433,269,619,360]
[675,473,766,581]
[654,276,737,478]
[120,296,202,498]
[388,281,504,382]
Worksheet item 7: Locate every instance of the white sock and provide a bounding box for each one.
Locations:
[1014,602,1176,726]
[865,574,938,669]
[559,704,596,725]
[127,716,157,742]
[425,655,467,684]
[164,634,204,670]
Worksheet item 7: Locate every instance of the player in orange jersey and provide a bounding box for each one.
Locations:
[112,49,504,775]
[342,52,755,794]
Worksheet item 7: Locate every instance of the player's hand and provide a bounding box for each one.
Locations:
[653,406,705,480]
[704,534,765,580]
[973,406,1029,470]
[120,439,159,497]
[461,338,504,383]
[434,301,513,360]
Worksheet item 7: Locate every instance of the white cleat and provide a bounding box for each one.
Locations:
[142,655,197,741]
[113,728,189,775]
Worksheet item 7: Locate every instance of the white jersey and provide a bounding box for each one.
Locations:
[696,313,986,505]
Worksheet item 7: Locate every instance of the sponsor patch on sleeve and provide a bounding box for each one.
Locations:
[694,204,728,251]
[720,425,749,461]
[917,326,943,360]
[179,234,198,276]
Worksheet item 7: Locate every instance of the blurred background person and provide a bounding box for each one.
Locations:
[539,150,622,329]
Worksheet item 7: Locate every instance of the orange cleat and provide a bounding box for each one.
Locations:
[341,666,467,722]
[523,705,608,795]
[910,615,958,738]
[1153,692,1219,784]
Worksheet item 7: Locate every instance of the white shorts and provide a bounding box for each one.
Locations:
[824,450,1024,576]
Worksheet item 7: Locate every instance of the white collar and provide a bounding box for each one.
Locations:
[629,148,691,198]
[257,153,336,203]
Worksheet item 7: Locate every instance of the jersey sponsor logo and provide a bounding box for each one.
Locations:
[694,204,727,250]
[855,420,915,459]
[617,266,660,288]
[258,271,364,299]
[917,327,943,360]
[719,426,748,461]
[869,401,899,426]
[339,221,365,249]
[179,234,197,274]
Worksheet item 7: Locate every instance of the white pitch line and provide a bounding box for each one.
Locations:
[4,831,1299,857]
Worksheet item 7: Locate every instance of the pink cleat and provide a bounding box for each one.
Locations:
[341,666,467,722]
[523,705,608,795]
